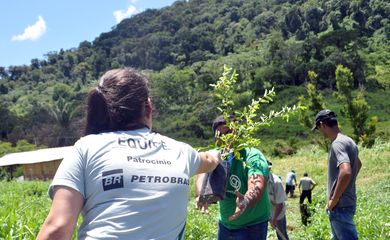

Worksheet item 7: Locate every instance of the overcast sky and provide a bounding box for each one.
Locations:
[0,0,176,67]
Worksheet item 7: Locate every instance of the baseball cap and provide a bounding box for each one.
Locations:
[312,109,337,130]
[212,115,236,133]
[212,115,227,133]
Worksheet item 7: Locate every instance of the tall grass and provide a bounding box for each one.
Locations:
[0,181,51,239]
[0,141,389,239]
[269,139,390,239]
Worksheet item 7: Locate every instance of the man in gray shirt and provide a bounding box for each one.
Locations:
[298,172,316,204]
[312,109,362,240]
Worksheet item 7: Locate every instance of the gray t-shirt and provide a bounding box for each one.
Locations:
[49,128,200,240]
[327,133,359,207]
[299,177,315,191]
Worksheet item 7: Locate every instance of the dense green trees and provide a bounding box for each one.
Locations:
[0,103,16,140]
[335,65,377,146]
[0,0,389,149]
[298,71,326,129]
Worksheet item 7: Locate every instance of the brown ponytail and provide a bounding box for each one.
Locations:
[84,68,150,135]
[84,88,110,135]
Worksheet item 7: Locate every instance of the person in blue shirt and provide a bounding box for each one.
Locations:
[285,170,297,198]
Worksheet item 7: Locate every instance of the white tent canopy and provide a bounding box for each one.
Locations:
[0,146,74,167]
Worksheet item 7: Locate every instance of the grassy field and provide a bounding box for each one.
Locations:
[1,140,389,239]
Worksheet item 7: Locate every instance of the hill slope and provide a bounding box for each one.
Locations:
[0,0,389,149]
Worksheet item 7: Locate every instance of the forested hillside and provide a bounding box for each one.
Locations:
[0,0,389,151]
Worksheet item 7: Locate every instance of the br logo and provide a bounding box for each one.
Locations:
[102,169,124,191]
[229,175,241,190]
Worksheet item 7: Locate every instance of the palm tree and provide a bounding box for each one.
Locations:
[47,97,79,146]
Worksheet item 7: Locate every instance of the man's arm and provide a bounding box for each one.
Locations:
[37,186,84,240]
[357,157,362,175]
[270,180,286,228]
[270,203,283,228]
[245,174,267,208]
[293,174,297,185]
[194,173,209,213]
[310,180,317,190]
[229,174,266,221]
[327,162,352,210]
[298,179,302,193]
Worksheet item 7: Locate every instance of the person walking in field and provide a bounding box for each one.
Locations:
[195,115,271,240]
[313,109,362,240]
[267,161,289,240]
[298,172,316,205]
[36,68,220,240]
[285,170,297,198]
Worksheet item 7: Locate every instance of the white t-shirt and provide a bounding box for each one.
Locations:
[267,173,287,220]
[285,171,296,185]
[49,128,201,240]
[299,177,315,191]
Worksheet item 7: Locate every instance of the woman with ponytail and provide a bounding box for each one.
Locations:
[37,68,220,240]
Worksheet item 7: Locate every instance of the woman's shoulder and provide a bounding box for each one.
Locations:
[150,131,193,149]
[77,132,114,143]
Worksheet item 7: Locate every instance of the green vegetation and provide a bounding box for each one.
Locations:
[0,182,50,239]
[335,64,377,146]
[1,140,389,239]
[0,0,389,149]
[210,65,298,159]
[298,70,326,129]
[0,0,389,237]
[269,140,390,239]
